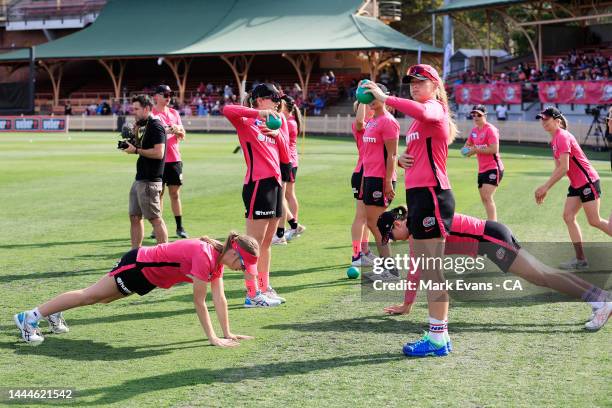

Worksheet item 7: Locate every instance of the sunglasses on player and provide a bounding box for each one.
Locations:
[471,113,484,118]
[236,251,246,271]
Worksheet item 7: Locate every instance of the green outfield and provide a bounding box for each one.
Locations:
[0,132,610,407]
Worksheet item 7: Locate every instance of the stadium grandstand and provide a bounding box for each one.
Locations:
[0,0,610,146]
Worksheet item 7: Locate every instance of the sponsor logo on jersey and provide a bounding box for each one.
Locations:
[363,135,377,143]
[496,247,506,260]
[406,131,419,144]
[489,173,497,180]
[471,132,477,139]
[257,133,276,144]
[423,217,436,228]
[373,191,382,199]
[583,188,592,195]
[255,210,275,216]
[116,277,132,294]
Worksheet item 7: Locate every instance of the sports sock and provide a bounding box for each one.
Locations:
[360,241,370,254]
[352,241,361,258]
[428,317,446,345]
[27,307,42,324]
[175,216,183,230]
[582,286,609,309]
[245,279,258,298]
[258,271,270,293]
[573,243,586,260]
[276,228,285,238]
[288,218,298,230]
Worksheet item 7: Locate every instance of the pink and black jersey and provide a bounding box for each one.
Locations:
[136,239,224,288]
[223,104,282,184]
[277,114,291,166]
[386,97,451,190]
[287,115,299,166]
[468,123,504,173]
[361,110,400,180]
[351,123,365,173]
[152,107,183,163]
[444,214,487,258]
[551,128,599,188]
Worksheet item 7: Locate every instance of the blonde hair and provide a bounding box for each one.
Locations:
[434,83,458,144]
[558,115,569,130]
[200,231,259,269]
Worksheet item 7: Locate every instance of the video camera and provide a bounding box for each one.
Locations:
[585,105,606,120]
[117,123,140,150]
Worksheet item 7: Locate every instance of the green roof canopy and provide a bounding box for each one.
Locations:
[0,0,441,62]
[431,0,528,14]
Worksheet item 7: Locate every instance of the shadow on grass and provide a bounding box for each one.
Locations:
[0,238,129,250]
[0,268,108,284]
[52,353,402,406]
[262,314,583,335]
[0,338,210,362]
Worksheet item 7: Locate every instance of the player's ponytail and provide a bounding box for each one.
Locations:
[282,95,303,134]
[558,115,569,130]
[434,82,458,144]
[390,205,408,221]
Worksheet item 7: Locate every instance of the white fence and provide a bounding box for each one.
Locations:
[66,114,607,147]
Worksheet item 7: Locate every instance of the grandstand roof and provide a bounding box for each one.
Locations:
[432,0,528,14]
[0,0,441,62]
[453,49,509,58]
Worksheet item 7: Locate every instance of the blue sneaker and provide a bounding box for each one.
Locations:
[404,331,452,352]
[403,333,449,357]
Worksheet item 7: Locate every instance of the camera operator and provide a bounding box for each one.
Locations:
[121,94,169,248]
[151,84,189,239]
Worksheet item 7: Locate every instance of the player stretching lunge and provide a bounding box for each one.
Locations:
[14,233,258,347]
[364,64,457,357]
[223,83,287,307]
[378,206,612,332]
[534,107,612,269]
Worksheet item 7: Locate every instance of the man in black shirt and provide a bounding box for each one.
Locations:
[121,94,168,248]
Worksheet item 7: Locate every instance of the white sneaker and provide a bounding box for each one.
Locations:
[366,268,400,283]
[244,291,282,308]
[363,251,378,262]
[14,312,44,345]
[286,224,306,241]
[585,302,612,331]
[271,235,287,246]
[351,254,373,267]
[559,258,589,270]
[46,312,69,334]
[264,286,286,303]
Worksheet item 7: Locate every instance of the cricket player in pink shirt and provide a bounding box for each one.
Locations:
[152,84,189,239]
[363,64,457,357]
[377,206,612,336]
[462,104,504,221]
[534,106,612,270]
[14,233,259,347]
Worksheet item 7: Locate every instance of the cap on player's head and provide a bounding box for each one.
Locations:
[536,106,563,120]
[154,84,173,97]
[470,104,487,116]
[377,211,397,245]
[251,83,282,103]
[407,64,441,84]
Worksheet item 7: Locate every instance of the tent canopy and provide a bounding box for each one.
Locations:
[0,0,441,62]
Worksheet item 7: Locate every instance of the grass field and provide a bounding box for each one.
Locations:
[0,131,610,407]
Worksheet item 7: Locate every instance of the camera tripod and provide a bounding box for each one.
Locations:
[582,116,608,152]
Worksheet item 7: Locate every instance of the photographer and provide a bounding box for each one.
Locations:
[121,94,169,248]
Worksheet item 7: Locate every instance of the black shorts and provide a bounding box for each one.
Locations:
[351,168,364,200]
[108,249,156,296]
[478,221,521,273]
[567,180,601,203]
[363,177,396,207]
[163,161,183,186]
[280,162,292,183]
[478,169,503,188]
[406,187,455,239]
[289,166,298,183]
[242,177,283,219]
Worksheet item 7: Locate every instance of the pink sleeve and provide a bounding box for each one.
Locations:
[287,119,298,138]
[486,127,499,145]
[278,116,291,164]
[382,117,400,141]
[556,132,571,154]
[222,104,259,128]
[386,97,445,122]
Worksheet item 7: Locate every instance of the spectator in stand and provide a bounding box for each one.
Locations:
[320,72,330,86]
[211,100,221,115]
[182,104,192,116]
[224,85,234,101]
[495,104,508,121]
[197,82,206,94]
[64,102,72,116]
[313,95,325,116]
[206,83,214,95]
[197,100,207,116]
[328,71,336,85]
